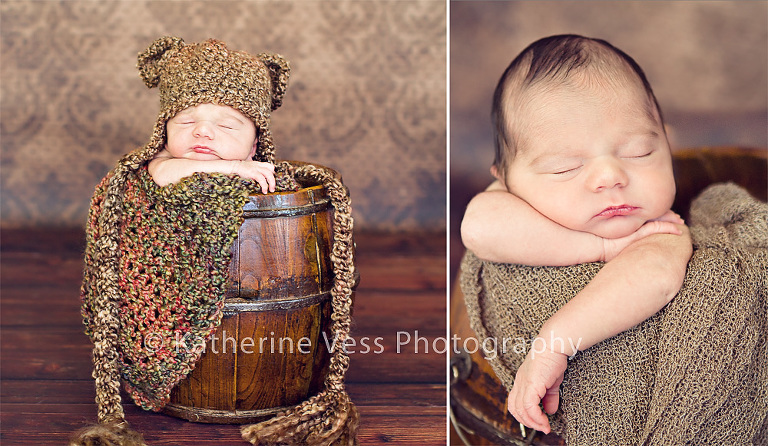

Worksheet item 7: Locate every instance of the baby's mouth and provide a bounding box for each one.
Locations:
[595,205,639,218]
[192,145,214,155]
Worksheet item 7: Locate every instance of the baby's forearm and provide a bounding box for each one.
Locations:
[538,229,691,355]
[461,188,603,266]
[148,157,239,187]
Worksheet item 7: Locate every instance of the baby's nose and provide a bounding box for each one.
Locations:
[587,158,628,192]
[192,121,215,139]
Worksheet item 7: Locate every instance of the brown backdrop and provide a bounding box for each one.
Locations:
[1,0,446,232]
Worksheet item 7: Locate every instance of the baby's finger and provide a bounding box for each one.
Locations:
[522,390,551,433]
[639,220,682,238]
[512,385,546,434]
[256,176,271,195]
[266,171,276,192]
[652,210,684,225]
[508,388,530,429]
[543,372,564,415]
[541,386,560,415]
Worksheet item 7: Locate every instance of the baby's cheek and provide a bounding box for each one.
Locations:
[650,182,677,219]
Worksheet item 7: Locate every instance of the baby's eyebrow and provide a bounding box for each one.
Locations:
[220,115,246,126]
[528,150,580,168]
[623,128,660,145]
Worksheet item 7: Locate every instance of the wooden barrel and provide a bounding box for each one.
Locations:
[164,168,341,424]
[449,147,767,444]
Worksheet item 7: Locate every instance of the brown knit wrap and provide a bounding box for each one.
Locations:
[461,183,768,445]
[73,37,358,446]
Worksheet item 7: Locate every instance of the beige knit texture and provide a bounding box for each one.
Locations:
[461,183,768,445]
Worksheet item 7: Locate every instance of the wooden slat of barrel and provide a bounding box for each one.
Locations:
[230,186,334,299]
[167,314,239,412]
[672,147,767,219]
[233,297,331,412]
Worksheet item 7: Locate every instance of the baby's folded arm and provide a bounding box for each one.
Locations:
[148,157,237,186]
[540,223,692,356]
[148,157,275,193]
[461,188,604,266]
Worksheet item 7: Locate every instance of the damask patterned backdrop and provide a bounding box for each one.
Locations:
[1,0,446,232]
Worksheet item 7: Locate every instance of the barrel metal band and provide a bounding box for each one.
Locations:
[222,291,331,314]
[241,200,330,218]
[242,185,331,218]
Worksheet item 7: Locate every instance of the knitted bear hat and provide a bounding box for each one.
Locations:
[130,36,289,167]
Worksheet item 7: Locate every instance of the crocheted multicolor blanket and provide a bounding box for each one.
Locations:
[81,165,299,410]
[461,183,768,445]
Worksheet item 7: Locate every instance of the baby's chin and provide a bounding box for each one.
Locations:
[586,218,645,240]
[182,152,222,161]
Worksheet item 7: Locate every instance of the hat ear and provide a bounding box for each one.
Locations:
[258,53,290,111]
[137,36,185,88]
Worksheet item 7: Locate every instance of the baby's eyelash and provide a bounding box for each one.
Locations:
[627,151,653,159]
[552,166,581,175]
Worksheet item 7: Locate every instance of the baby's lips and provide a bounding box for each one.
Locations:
[192,145,214,154]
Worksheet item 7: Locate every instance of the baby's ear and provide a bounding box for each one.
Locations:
[258,53,290,111]
[137,36,185,88]
[249,135,259,159]
[490,165,502,181]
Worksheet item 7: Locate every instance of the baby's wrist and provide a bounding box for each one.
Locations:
[534,323,582,358]
[229,160,241,175]
[598,237,609,262]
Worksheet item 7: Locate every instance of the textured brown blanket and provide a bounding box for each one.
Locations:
[461,183,768,445]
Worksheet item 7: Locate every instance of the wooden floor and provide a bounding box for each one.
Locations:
[0,228,447,445]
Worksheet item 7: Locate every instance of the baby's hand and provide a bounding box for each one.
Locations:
[601,210,685,262]
[507,347,568,435]
[231,161,276,194]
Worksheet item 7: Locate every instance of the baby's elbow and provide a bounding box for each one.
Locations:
[460,214,481,253]
[638,245,688,302]
[461,208,496,260]
[147,159,174,187]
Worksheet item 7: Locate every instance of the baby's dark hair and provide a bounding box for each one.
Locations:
[491,34,664,178]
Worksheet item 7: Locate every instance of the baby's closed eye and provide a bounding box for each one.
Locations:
[624,151,653,159]
[619,145,656,159]
[218,120,241,130]
[552,165,582,175]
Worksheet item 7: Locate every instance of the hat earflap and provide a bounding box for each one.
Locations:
[254,118,276,165]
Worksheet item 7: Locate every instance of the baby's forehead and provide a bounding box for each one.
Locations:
[512,73,659,126]
[510,86,661,156]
